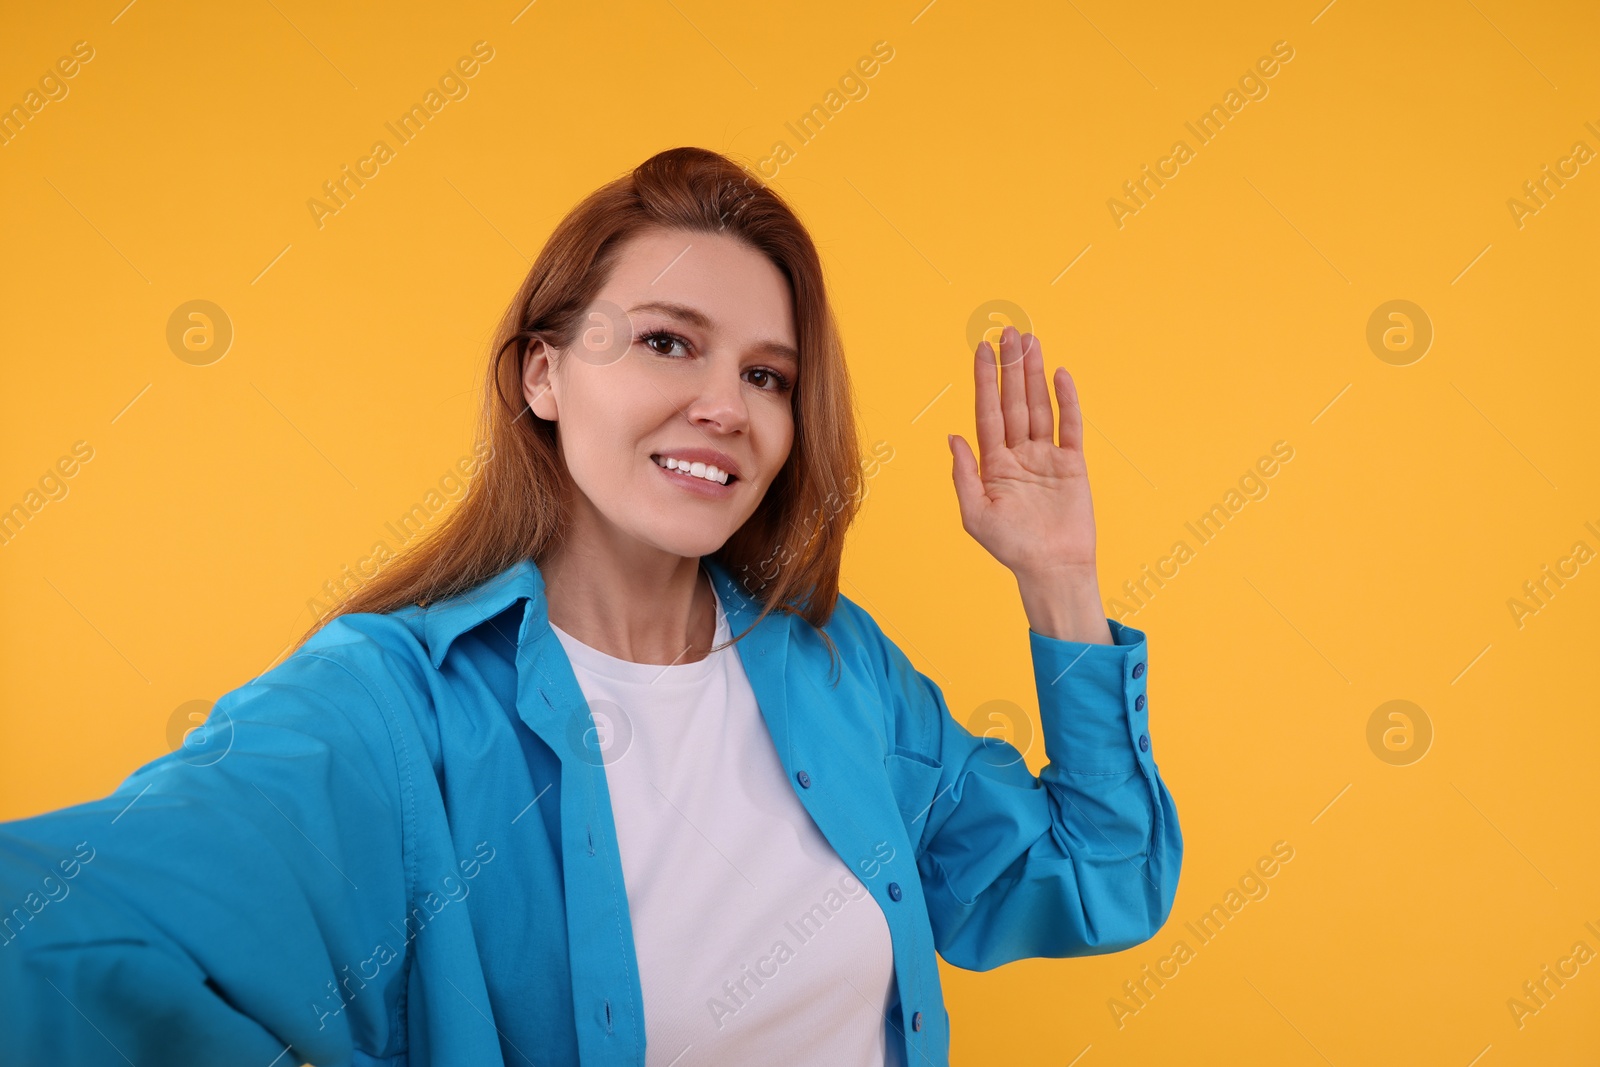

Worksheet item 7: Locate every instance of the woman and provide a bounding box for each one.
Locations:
[0,147,1181,1067]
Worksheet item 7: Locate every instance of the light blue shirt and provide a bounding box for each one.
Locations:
[0,554,1182,1066]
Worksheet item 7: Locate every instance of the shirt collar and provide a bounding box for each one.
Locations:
[421,553,759,670]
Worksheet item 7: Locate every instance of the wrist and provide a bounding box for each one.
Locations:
[1013,560,1100,587]
[1014,565,1111,644]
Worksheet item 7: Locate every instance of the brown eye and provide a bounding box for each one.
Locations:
[638,330,690,357]
[744,367,793,392]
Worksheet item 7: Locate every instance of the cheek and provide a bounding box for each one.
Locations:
[746,397,791,469]
[558,375,651,480]
[770,404,797,468]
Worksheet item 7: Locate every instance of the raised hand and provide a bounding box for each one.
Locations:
[947,325,1111,643]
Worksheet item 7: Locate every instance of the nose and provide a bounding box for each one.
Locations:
[680,361,750,436]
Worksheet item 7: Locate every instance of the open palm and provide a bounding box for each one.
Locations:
[948,325,1098,581]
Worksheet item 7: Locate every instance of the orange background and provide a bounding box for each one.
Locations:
[2,0,1597,1062]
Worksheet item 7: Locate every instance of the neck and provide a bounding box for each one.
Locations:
[541,543,717,665]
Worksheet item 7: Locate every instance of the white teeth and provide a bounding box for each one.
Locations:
[653,455,731,485]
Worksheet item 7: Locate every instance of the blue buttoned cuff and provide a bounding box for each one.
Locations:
[1028,618,1153,777]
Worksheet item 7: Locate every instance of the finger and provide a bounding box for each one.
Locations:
[998,325,1029,447]
[1055,366,1084,452]
[948,433,984,530]
[1021,333,1054,442]
[973,339,1004,470]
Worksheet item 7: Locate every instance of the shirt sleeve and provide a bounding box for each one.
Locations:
[0,623,414,1066]
[877,616,1182,971]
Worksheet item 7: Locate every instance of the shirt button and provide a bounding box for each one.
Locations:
[1138,734,1150,752]
[912,1011,923,1031]
[888,882,902,901]
[796,770,811,788]
[1132,661,1145,678]
[1134,693,1146,712]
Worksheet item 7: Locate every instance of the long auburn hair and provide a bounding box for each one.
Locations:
[288,146,864,667]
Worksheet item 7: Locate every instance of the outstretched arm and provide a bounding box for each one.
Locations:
[0,626,413,1066]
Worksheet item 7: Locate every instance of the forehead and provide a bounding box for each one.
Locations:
[597,228,797,350]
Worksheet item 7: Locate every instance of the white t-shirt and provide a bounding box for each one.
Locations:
[550,570,900,1067]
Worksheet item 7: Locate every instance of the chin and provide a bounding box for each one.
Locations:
[632,521,735,561]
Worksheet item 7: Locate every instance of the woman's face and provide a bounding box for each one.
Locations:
[522,226,799,562]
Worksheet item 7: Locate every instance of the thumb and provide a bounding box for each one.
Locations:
[948,434,983,527]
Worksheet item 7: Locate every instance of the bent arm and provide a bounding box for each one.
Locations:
[880,617,1182,971]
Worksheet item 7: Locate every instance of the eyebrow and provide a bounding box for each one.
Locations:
[626,300,799,366]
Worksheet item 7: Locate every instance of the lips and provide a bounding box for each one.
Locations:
[650,455,739,499]
[651,455,734,485]
[648,447,743,484]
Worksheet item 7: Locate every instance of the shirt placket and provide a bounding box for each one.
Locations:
[514,605,649,1066]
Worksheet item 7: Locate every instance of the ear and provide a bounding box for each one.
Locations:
[521,338,559,421]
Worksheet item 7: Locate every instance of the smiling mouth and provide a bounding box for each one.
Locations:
[650,454,738,486]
